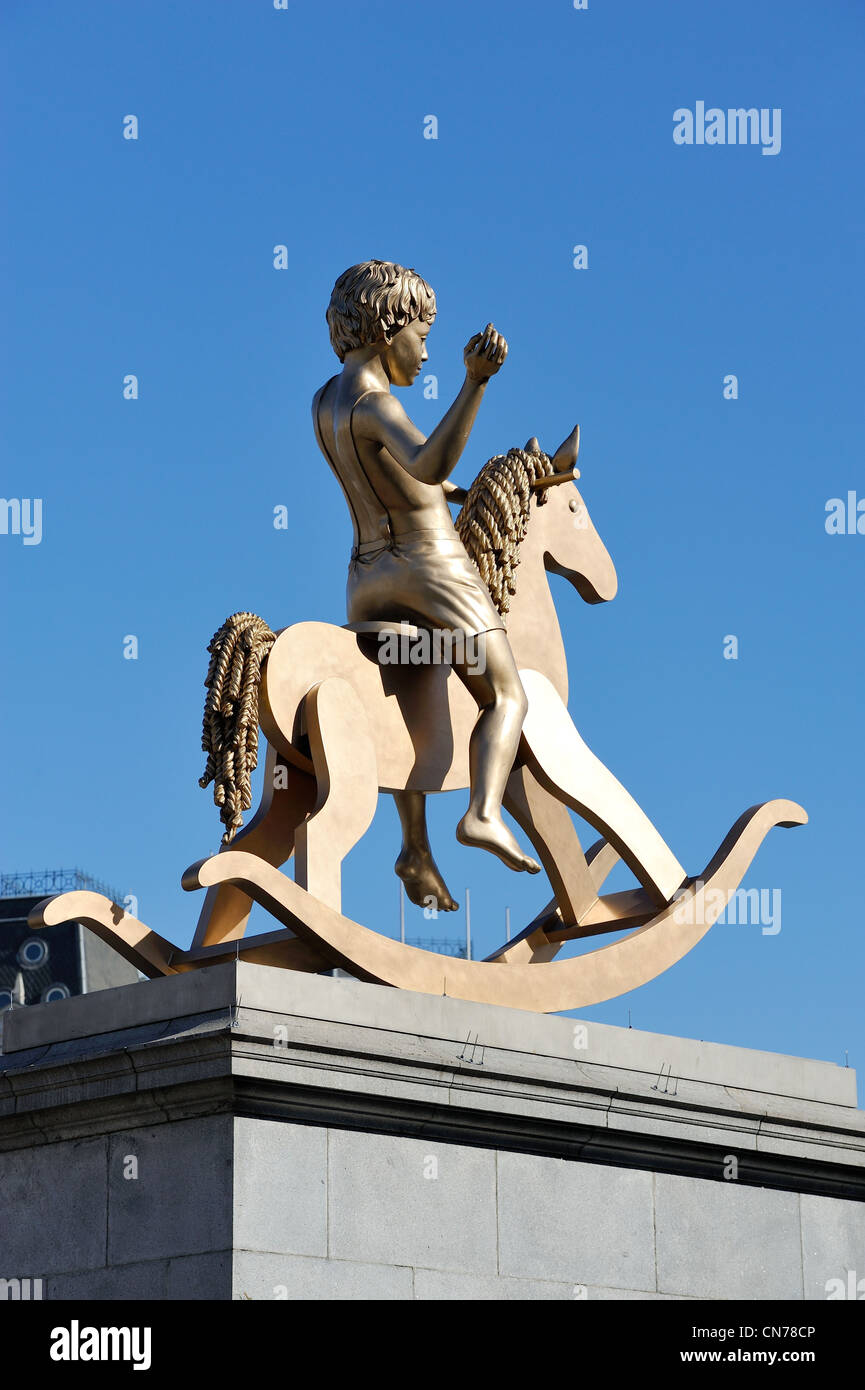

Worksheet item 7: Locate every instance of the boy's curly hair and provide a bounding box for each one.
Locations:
[326,260,436,362]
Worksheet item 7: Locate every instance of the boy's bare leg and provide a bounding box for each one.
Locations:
[454,630,541,874]
[393,790,459,911]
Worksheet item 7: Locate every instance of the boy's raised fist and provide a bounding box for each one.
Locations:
[464,322,508,381]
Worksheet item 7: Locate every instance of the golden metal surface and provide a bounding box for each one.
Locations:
[31,262,807,1011]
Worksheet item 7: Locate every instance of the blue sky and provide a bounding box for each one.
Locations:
[2,0,863,1076]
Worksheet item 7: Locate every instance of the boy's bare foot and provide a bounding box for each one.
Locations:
[395,848,459,912]
[456,811,541,874]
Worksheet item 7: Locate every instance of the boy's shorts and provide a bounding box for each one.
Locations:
[347,527,505,639]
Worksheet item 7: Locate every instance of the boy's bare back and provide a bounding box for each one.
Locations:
[314,370,450,541]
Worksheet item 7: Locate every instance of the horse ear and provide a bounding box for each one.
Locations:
[524,436,542,455]
[551,424,580,473]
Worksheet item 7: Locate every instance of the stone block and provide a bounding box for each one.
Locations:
[233,1118,327,1257]
[655,1173,803,1299]
[0,1135,107,1275]
[166,1251,232,1300]
[233,1250,413,1301]
[414,1268,574,1300]
[47,1260,169,1300]
[800,1193,865,1300]
[107,1117,232,1265]
[327,1129,497,1273]
[497,1151,656,1290]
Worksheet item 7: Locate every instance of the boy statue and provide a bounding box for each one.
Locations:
[312,260,541,911]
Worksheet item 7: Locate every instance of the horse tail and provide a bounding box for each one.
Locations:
[198,611,277,843]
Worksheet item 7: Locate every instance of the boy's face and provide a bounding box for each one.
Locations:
[381,317,432,387]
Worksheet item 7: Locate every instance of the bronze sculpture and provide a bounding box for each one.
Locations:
[31,260,807,1012]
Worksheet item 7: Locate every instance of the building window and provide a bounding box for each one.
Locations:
[41,983,70,1003]
[18,937,49,969]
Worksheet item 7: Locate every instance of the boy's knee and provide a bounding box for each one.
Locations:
[497,668,528,718]
[478,681,526,719]
[497,681,527,720]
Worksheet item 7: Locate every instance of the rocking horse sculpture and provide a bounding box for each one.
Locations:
[30,261,806,1012]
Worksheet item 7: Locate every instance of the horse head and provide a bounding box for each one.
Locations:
[525,428,618,605]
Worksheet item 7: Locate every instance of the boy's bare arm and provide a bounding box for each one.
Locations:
[355,324,507,485]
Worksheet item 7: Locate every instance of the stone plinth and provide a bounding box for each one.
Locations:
[1,963,863,1300]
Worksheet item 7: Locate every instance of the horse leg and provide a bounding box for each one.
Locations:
[503,764,599,924]
[192,742,317,947]
[293,677,379,914]
[393,791,459,912]
[519,669,687,906]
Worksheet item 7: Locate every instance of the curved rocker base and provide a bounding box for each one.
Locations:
[29,798,806,1013]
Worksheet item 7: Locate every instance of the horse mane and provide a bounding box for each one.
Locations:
[456,446,555,614]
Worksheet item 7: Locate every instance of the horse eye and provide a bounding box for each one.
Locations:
[569,498,578,512]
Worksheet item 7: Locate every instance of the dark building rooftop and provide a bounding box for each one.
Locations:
[0,868,123,903]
